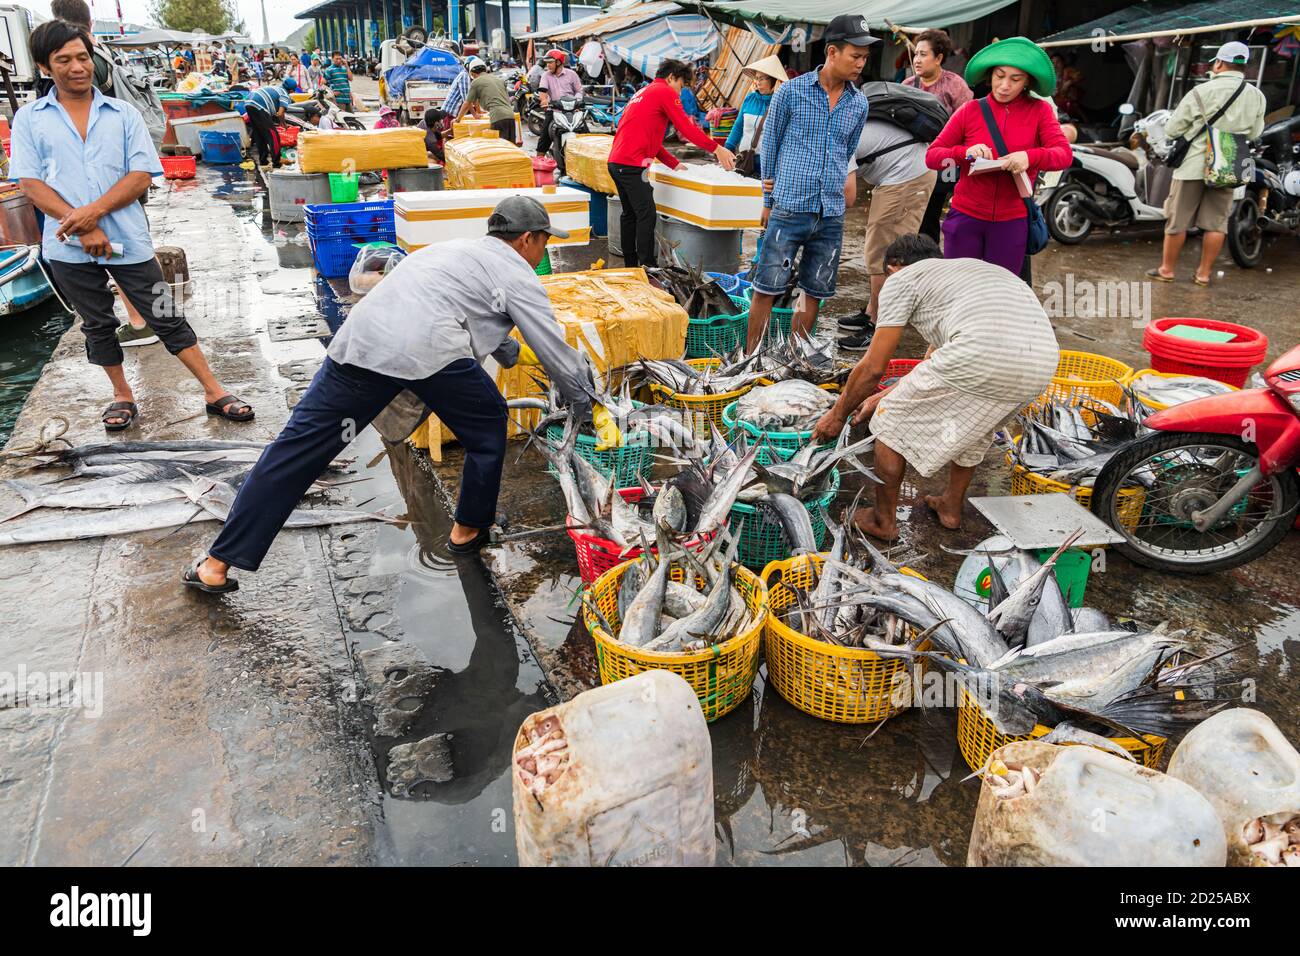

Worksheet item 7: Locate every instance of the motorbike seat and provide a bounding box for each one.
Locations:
[1076,145,1140,171]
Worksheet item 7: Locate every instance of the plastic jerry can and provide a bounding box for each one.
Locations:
[968,740,1226,866]
[513,670,714,867]
[1167,708,1300,867]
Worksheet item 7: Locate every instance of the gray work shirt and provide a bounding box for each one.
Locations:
[328,236,594,411]
[848,118,931,187]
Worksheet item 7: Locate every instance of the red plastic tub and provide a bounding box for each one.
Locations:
[877,358,921,391]
[1142,317,1269,388]
[532,155,557,187]
[160,154,197,180]
[566,488,714,585]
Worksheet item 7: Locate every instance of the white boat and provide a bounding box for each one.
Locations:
[0,244,56,315]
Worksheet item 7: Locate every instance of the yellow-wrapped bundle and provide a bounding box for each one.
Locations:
[444,137,534,189]
[564,134,616,194]
[296,128,428,173]
[452,117,493,139]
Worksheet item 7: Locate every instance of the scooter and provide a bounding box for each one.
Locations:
[548,97,590,176]
[1226,114,1300,268]
[1090,343,1300,573]
[284,89,365,131]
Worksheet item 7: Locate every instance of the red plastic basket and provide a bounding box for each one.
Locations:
[1143,317,1269,388]
[877,358,921,391]
[160,154,196,180]
[567,489,714,585]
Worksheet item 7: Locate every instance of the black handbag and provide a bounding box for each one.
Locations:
[977,98,1050,255]
[1165,78,1247,170]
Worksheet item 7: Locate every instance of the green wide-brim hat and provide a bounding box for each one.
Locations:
[964,36,1057,97]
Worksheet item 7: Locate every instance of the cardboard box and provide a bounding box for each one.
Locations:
[395,186,591,251]
[648,162,763,230]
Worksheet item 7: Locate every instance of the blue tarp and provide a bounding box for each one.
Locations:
[384,48,462,98]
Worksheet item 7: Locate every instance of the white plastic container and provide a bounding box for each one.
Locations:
[170,111,250,153]
[1167,708,1300,866]
[513,670,714,867]
[967,740,1227,866]
[648,162,763,230]
[395,185,590,251]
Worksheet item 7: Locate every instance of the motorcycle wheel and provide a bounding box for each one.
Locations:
[1090,431,1300,574]
[345,118,365,131]
[527,113,546,137]
[1227,196,1265,268]
[1044,183,1094,244]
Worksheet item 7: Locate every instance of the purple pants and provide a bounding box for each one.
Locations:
[941,209,1027,275]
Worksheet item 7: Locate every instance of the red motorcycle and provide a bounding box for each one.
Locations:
[1091,344,1300,573]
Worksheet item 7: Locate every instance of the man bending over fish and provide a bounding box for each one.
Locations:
[185,197,595,592]
[811,235,1059,540]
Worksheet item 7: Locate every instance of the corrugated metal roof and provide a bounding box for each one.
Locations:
[1039,0,1300,44]
[521,1,682,42]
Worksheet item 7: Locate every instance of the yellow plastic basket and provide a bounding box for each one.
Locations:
[1035,350,1134,412]
[581,559,768,722]
[956,685,1165,772]
[1125,367,1239,413]
[648,358,755,439]
[761,555,930,724]
[1004,436,1146,531]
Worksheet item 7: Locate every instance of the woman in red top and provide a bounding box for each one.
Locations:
[607,59,735,267]
[925,37,1071,275]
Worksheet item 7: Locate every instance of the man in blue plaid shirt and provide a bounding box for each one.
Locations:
[444,66,471,120]
[747,15,876,351]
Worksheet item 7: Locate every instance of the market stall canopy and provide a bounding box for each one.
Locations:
[103,28,202,48]
[700,0,1018,29]
[521,0,683,41]
[603,15,720,74]
[1038,0,1300,47]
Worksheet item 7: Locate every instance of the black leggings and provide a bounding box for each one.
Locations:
[246,106,281,167]
[608,162,657,268]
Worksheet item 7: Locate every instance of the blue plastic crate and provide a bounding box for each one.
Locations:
[310,234,394,278]
[705,271,741,295]
[304,200,395,240]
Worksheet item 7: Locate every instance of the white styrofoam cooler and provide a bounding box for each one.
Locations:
[170,111,250,153]
[395,186,591,251]
[647,163,763,230]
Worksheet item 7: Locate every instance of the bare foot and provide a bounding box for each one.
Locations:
[924,494,963,530]
[851,506,899,542]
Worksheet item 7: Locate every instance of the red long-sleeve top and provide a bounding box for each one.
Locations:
[608,78,718,170]
[925,94,1072,221]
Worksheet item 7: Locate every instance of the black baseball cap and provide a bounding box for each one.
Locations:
[487,196,570,238]
[823,14,879,47]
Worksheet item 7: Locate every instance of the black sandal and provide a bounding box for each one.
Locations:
[446,528,492,554]
[182,559,239,593]
[102,400,138,431]
[206,394,255,421]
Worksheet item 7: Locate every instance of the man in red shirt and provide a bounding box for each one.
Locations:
[606,59,735,267]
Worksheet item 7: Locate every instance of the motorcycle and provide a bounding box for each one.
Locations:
[548,96,590,175]
[1226,114,1300,268]
[284,89,365,131]
[515,80,546,137]
[1090,343,1300,573]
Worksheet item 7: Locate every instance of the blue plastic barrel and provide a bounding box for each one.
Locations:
[199,130,243,165]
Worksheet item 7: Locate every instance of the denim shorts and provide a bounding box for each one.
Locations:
[751,207,845,300]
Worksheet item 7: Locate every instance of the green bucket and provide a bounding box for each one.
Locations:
[1035,547,1092,607]
[685,307,747,359]
[728,468,840,570]
[328,172,359,203]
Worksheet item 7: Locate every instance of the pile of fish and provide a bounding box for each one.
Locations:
[1131,373,1235,408]
[1242,812,1300,867]
[588,525,760,655]
[734,380,835,433]
[646,262,738,320]
[0,439,384,545]
[637,357,767,397]
[1002,391,1147,488]
[515,713,570,798]
[781,527,1235,746]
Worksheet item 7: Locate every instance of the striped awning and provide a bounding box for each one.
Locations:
[603,14,720,74]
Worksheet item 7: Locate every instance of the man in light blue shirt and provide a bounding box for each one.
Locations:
[12,21,253,430]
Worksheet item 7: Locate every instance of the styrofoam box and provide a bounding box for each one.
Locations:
[170,111,250,153]
[395,186,591,250]
[648,162,763,230]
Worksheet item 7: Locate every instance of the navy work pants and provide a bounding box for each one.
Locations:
[209,356,507,571]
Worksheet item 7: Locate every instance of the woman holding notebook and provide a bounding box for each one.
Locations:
[925,37,1071,275]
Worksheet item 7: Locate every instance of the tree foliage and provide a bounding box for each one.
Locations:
[150,0,240,35]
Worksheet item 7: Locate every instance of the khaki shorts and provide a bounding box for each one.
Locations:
[1164,178,1234,235]
[863,170,937,274]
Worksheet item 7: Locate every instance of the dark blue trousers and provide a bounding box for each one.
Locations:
[209,356,507,572]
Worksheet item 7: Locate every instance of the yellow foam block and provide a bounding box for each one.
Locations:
[443,137,534,190]
[452,117,493,139]
[296,128,428,173]
[564,134,616,194]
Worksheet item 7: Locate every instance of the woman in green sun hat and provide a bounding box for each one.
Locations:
[924,36,1072,276]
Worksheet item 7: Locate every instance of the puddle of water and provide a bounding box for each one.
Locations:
[0,298,73,444]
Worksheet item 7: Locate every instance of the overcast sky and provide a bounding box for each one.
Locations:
[11,0,310,44]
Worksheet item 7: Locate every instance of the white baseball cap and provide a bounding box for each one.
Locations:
[1213,41,1250,65]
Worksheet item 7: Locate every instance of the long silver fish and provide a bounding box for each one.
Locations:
[617,527,673,647]
[987,530,1084,647]
[696,441,762,536]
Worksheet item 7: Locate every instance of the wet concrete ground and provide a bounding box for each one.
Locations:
[0,148,1295,866]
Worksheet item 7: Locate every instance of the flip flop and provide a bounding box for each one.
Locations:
[1144,267,1174,283]
[205,394,255,421]
[102,400,138,431]
[182,559,239,594]
[446,528,492,554]
[1193,274,1211,287]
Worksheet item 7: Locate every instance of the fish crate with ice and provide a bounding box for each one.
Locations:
[581,561,768,722]
[566,489,714,586]
[647,358,757,440]
[728,468,840,571]
[762,554,931,724]
[722,400,833,467]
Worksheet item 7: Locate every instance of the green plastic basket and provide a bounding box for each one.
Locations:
[721,400,833,466]
[736,290,808,341]
[544,421,653,488]
[685,307,748,359]
[728,468,841,570]
[534,248,553,276]
[329,172,359,203]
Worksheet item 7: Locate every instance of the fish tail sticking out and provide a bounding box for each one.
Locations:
[0,479,43,523]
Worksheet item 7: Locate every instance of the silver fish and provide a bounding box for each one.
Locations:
[696,441,762,536]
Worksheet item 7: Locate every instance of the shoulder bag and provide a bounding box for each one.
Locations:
[977,97,1050,256]
[734,107,767,178]
[1165,78,1246,171]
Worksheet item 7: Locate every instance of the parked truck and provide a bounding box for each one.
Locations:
[0,4,39,116]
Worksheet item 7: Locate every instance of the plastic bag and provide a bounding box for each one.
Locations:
[348,244,406,296]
